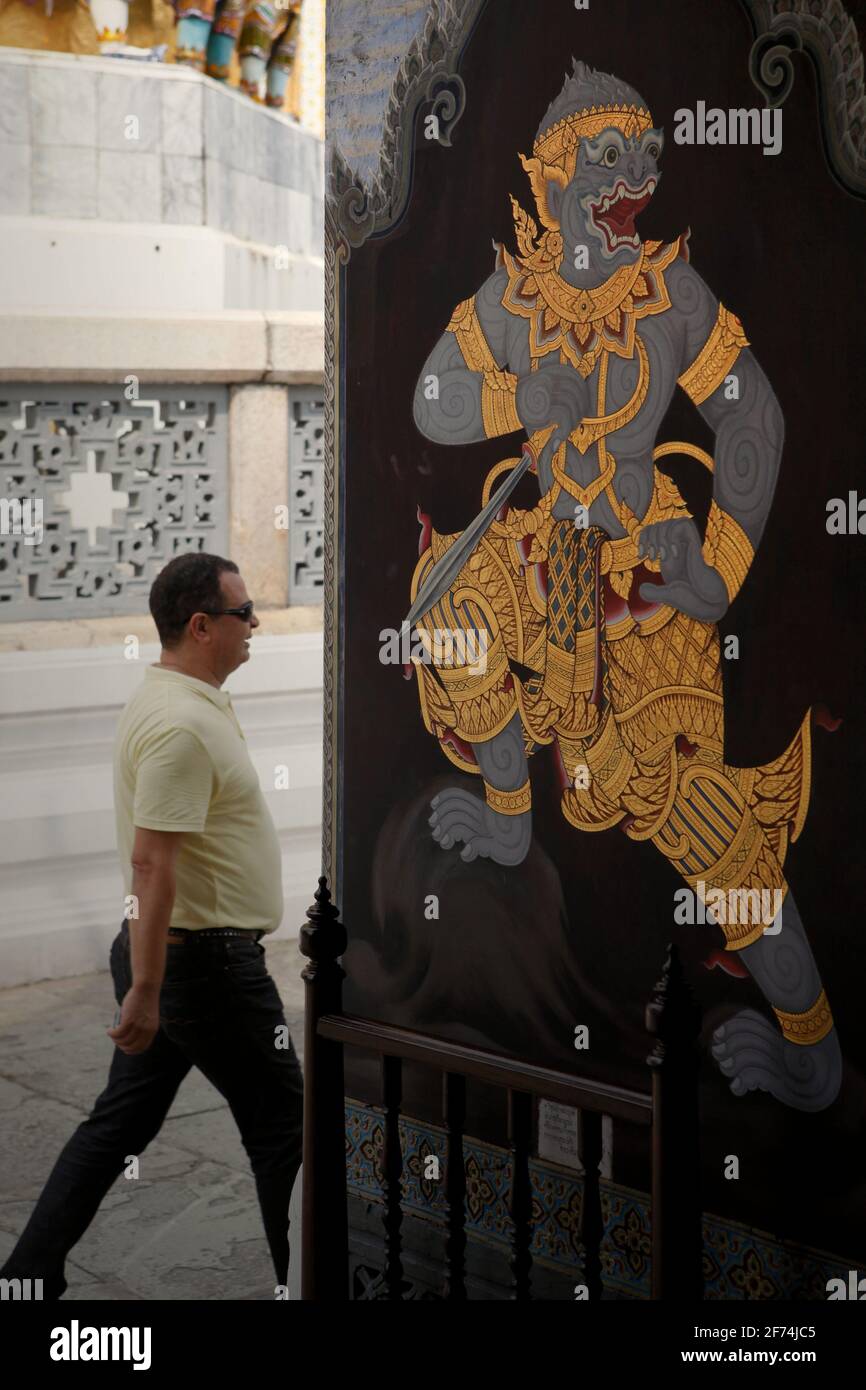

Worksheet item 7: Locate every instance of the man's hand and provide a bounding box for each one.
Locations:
[637,517,728,622]
[108,982,161,1056]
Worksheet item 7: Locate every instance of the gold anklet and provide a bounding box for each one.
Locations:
[773,990,833,1046]
[484,778,532,816]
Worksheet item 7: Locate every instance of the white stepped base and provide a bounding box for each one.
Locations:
[0,217,324,315]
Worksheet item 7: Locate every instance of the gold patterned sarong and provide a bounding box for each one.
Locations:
[409,474,812,952]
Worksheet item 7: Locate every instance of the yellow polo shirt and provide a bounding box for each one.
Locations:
[113,665,283,932]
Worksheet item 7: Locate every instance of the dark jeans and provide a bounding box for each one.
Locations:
[0,922,304,1298]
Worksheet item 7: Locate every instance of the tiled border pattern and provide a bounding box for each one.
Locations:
[345,1099,852,1300]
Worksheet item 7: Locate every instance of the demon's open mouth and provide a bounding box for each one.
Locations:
[587,176,657,253]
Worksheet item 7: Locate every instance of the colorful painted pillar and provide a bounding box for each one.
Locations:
[238,2,278,102]
[173,0,218,70]
[172,0,303,104]
[205,0,249,82]
[238,2,290,103]
[266,2,303,110]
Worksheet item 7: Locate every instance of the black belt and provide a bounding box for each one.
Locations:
[166,927,264,944]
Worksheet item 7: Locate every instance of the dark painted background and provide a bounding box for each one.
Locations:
[336,0,866,1263]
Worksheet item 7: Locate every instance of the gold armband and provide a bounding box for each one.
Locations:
[481,373,521,436]
[773,990,834,1046]
[447,296,520,438]
[484,778,531,816]
[678,305,749,406]
[702,502,754,604]
[447,296,495,373]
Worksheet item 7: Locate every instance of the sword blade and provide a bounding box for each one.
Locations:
[401,450,534,633]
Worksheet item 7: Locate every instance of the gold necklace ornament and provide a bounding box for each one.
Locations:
[500,236,686,378]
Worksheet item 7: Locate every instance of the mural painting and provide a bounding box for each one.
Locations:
[327,0,866,1279]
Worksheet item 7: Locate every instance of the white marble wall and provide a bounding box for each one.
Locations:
[0,633,324,987]
[0,48,325,312]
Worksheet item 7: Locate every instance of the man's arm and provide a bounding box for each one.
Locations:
[108,827,182,1056]
[109,724,212,1056]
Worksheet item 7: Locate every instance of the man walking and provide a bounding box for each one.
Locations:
[0,553,303,1299]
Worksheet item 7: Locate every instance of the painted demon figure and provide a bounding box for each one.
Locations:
[408,61,840,1112]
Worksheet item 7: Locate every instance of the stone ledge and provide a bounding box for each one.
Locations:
[0,45,207,82]
[0,44,318,131]
[265,313,327,383]
[0,308,324,382]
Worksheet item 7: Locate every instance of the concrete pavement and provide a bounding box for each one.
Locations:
[0,940,306,1301]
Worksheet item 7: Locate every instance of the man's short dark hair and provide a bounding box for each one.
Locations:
[149,553,239,649]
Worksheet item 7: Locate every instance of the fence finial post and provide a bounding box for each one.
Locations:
[300,875,348,1300]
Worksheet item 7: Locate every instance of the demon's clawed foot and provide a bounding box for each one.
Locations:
[711,1009,842,1113]
[428,788,531,866]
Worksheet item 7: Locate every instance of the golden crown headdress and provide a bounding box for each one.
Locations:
[533,102,654,180]
[511,99,655,270]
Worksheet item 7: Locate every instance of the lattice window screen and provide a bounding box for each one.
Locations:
[288,387,325,604]
[0,388,228,622]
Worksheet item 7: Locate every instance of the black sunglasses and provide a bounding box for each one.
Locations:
[196,601,256,623]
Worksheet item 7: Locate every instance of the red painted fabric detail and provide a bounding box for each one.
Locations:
[441,729,477,766]
[814,705,842,733]
[416,504,432,556]
[553,741,571,792]
[701,950,749,979]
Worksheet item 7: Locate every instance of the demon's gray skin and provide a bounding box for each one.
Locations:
[414,61,839,1110]
[712,895,841,1111]
[430,710,532,866]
